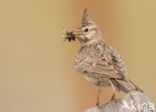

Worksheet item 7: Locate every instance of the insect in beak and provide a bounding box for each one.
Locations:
[62,30,77,42]
[66,31,76,42]
[62,28,82,42]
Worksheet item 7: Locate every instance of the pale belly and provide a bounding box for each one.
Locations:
[82,74,111,87]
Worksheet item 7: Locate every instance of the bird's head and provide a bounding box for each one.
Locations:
[64,9,103,44]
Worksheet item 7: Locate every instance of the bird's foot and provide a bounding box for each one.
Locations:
[96,93,118,108]
[96,101,99,106]
[110,93,116,101]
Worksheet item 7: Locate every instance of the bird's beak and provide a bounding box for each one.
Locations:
[72,30,81,36]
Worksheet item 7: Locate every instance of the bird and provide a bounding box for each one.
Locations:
[64,9,143,106]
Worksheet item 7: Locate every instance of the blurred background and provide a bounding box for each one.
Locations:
[0,0,156,112]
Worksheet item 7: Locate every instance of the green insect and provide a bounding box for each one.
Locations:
[61,29,75,42]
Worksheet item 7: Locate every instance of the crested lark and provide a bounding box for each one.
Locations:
[64,9,143,106]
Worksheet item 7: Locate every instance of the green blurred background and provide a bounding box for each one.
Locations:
[0,0,156,112]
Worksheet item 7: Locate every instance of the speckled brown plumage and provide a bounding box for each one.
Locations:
[65,9,143,106]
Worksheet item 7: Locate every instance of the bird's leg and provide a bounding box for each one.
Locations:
[110,92,116,101]
[96,86,101,106]
[110,84,117,101]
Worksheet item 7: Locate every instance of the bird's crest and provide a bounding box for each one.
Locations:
[81,9,95,26]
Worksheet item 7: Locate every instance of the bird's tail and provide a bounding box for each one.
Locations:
[110,78,143,93]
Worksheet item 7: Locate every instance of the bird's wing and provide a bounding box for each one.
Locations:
[88,57,123,79]
[108,46,127,77]
[77,46,126,79]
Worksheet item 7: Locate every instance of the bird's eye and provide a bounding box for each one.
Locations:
[84,28,89,32]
